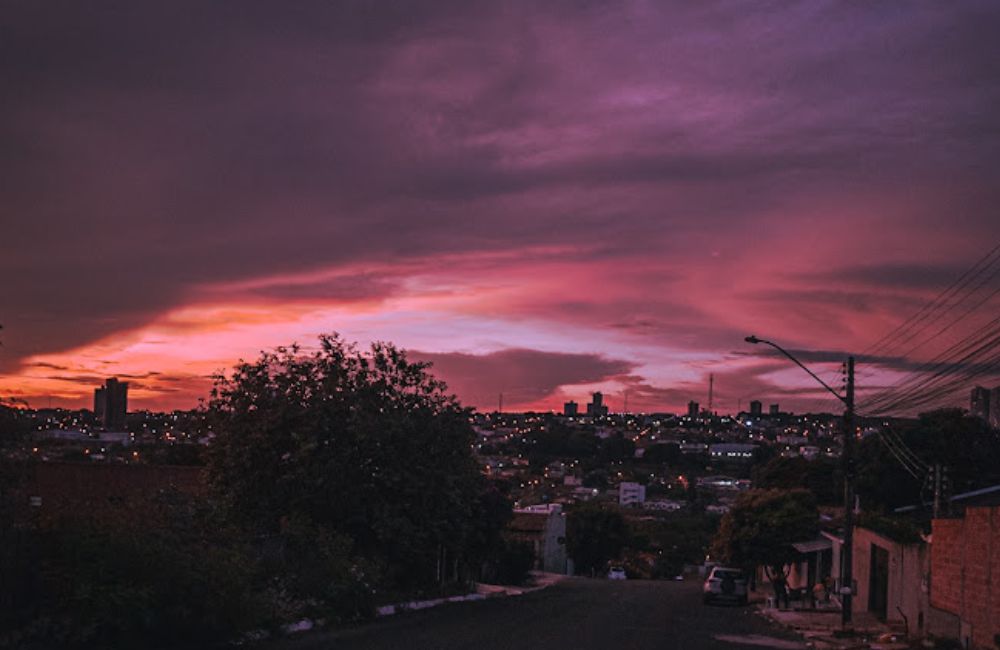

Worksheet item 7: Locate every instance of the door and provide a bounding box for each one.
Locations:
[868,544,889,621]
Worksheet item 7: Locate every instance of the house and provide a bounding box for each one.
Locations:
[507,504,569,574]
[931,504,1000,649]
[678,442,708,455]
[618,481,646,507]
[15,461,207,527]
[709,443,757,461]
[850,526,934,634]
[799,445,821,460]
[643,499,683,512]
[783,536,835,595]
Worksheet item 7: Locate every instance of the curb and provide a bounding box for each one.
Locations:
[755,604,888,650]
[375,572,568,618]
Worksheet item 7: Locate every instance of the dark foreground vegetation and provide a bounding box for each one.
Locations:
[1,335,525,649]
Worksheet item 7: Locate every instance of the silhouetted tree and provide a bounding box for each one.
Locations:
[855,409,1000,512]
[206,334,501,594]
[566,503,629,575]
[642,442,681,466]
[753,456,841,505]
[712,489,818,572]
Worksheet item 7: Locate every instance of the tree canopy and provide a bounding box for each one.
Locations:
[753,456,842,506]
[206,334,500,590]
[566,503,629,575]
[711,488,819,570]
[855,409,1000,512]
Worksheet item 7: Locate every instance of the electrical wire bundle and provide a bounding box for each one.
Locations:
[857,243,1000,417]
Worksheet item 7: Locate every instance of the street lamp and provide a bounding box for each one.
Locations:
[745,335,856,628]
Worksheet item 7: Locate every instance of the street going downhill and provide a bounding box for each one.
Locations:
[274,578,805,650]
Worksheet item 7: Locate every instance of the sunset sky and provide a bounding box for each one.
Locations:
[2,1,999,414]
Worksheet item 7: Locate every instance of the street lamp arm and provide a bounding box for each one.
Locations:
[744,335,847,405]
[744,334,856,630]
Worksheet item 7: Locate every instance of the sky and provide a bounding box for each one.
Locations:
[2,1,1000,414]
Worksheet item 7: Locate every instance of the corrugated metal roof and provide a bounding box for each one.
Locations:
[792,538,832,554]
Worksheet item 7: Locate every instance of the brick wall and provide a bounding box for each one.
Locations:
[18,461,207,527]
[931,507,1000,649]
[931,518,965,614]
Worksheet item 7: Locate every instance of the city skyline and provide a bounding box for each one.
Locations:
[2,2,1000,413]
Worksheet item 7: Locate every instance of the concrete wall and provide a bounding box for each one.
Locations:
[851,527,929,634]
[508,509,568,574]
[541,510,568,574]
[931,507,1000,650]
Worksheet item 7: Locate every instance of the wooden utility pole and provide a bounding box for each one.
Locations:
[841,357,855,628]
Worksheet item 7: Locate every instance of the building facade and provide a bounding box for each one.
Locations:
[507,504,568,574]
[586,392,608,417]
[94,377,128,430]
[931,506,1000,649]
[618,481,646,507]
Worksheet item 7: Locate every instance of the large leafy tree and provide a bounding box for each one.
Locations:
[566,503,629,575]
[206,334,495,590]
[753,456,842,506]
[712,489,818,571]
[855,409,1000,513]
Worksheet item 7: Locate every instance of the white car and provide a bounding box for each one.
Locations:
[703,567,748,605]
[608,566,627,580]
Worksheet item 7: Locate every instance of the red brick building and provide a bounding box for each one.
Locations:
[17,461,207,526]
[931,505,1000,650]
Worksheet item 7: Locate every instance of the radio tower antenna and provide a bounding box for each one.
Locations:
[708,374,714,415]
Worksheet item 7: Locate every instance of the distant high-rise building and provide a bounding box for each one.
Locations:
[687,401,699,418]
[990,388,1000,431]
[971,386,991,423]
[586,392,608,417]
[749,400,763,416]
[564,401,579,417]
[769,404,780,416]
[93,387,106,421]
[94,378,128,430]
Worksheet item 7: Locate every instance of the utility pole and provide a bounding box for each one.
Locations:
[933,463,942,519]
[841,357,855,628]
[744,336,858,630]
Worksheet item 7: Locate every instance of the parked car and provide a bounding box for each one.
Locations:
[607,566,627,580]
[702,566,748,605]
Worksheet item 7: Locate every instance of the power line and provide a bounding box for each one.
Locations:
[856,241,1000,417]
[860,320,1000,415]
[862,243,1000,359]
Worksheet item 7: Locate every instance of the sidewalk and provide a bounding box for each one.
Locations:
[476,571,569,597]
[378,571,569,616]
[755,590,906,650]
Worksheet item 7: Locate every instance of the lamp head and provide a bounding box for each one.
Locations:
[745,335,761,344]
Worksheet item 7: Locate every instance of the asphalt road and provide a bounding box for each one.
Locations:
[273,578,805,650]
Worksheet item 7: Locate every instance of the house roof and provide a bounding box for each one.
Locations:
[792,538,832,554]
[894,483,1000,514]
[950,483,1000,506]
[508,512,548,533]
